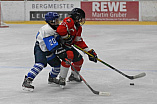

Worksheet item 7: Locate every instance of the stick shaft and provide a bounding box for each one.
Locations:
[73,45,135,80]
[65,58,100,95]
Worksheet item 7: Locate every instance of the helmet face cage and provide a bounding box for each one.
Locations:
[70,8,85,25]
[49,18,59,25]
[80,18,85,26]
[45,12,59,25]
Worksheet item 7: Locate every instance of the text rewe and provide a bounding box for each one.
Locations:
[92,2,127,12]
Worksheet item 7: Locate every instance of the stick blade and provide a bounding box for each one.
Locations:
[93,90,110,96]
[99,92,111,96]
[133,72,146,79]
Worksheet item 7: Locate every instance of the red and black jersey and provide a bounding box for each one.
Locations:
[56,17,88,49]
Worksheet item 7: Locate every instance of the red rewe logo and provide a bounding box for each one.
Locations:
[81,1,139,21]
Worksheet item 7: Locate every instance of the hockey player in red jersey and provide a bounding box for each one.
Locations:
[55,8,98,88]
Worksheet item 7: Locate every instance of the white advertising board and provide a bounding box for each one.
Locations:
[0,1,157,21]
[25,1,80,21]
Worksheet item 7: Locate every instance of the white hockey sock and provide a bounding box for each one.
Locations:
[60,65,69,78]
[72,70,80,78]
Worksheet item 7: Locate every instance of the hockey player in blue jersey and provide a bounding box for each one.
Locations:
[22,12,61,91]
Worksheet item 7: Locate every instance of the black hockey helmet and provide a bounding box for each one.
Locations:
[70,8,85,25]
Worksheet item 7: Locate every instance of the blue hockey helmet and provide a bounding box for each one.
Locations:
[45,12,59,23]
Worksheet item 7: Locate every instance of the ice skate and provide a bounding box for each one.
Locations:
[68,73,82,82]
[48,73,59,84]
[59,76,66,89]
[22,76,34,91]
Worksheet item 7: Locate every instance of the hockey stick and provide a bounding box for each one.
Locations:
[73,44,146,80]
[65,58,110,96]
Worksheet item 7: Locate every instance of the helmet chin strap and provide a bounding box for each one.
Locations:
[74,22,80,30]
[48,23,59,30]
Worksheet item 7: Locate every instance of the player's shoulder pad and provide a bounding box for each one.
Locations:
[41,24,55,36]
[63,17,74,24]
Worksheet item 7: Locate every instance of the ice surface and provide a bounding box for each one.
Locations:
[0,24,157,104]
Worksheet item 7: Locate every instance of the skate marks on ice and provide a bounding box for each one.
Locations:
[0,24,157,104]
[0,67,156,104]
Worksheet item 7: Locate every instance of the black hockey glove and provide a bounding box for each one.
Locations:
[60,35,74,46]
[55,46,67,61]
[88,49,98,63]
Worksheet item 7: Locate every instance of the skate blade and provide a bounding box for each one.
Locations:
[48,82,53,84]
[22,87,34,92]
[48,82,59,85]
[67,80,82,83]
[60,85,65,89]
[67,80,71,82]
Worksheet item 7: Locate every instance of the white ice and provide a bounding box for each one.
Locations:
[0,24,157,104]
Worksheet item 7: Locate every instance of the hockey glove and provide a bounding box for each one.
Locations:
[88,49,98,63]
[60,35,74,46]
[55,46,67,61]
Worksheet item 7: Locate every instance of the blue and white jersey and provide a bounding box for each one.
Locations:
[36,24,59,52]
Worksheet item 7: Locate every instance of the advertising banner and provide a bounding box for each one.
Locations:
[81,1,139,21]
[26,1,80,21]
[30,11,70,21]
